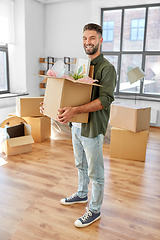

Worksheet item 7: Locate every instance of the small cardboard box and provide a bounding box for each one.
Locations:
[16,96,44,117]
[1,123,34,156]
[110,103,151,132]
[110,127,149,161]
[43,77,96,123]
[23,116,51,143]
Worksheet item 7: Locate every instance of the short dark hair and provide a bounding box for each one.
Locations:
[83,23,102,37]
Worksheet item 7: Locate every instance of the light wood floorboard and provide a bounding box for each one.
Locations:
[0,127,160,240]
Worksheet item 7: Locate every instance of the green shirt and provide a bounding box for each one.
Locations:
[81,53,117,138]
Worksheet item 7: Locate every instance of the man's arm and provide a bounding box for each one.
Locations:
[56,99,103,124]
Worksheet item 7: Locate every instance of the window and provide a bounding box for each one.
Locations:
[101,9,122,52]
[0,45,9,93]
[103,21,114,42]
[130,19,145,41]
[101,4,160,99]
[0,0,14,94]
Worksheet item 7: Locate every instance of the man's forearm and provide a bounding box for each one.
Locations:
[74,99,103,114]
[56,99,103,124]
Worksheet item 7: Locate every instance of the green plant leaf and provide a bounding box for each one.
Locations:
[78,66,83,74]
[70,72,84,80]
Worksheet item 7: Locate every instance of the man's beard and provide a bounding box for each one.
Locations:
[84,43,99,55]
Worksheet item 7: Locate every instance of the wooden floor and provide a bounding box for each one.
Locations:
[0,127,160,240]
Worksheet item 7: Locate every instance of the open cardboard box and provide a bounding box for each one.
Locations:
[40,75,100,123]
[110,127,149,162]
[1,123,34,156]
[16,96,44,117]
[8,114,51,143]
[110,103,151,132]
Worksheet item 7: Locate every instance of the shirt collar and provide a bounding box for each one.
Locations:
[91,53,103,66]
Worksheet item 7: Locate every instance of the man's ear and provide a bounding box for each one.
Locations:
[100,37,103,45]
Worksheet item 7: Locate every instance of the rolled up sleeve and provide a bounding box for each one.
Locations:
[98,65,117,109]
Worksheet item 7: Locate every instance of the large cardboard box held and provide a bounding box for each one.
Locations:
[16,96,44,117]
[1,123,34,156]
[24,116,51,143]
[110,127,149,161]
[43,77,95,123]
[110,103,151,132]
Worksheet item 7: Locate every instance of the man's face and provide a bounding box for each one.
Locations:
[83,30,103,56]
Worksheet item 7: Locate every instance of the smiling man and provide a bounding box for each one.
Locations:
[83,27,103,57]
[57,23,117,228]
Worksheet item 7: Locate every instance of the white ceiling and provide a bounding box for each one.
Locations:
[35,0,85,4]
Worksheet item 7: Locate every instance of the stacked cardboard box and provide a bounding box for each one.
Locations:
[109,103,151,161]
[16,96,51,143]
[16,96,44,117]
[1,97,51,156]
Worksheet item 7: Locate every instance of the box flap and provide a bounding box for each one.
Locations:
[35,74,101,86]
[43,77,64,118]
[24,123,31,135]
[42,77,47,83]
[7,135,34,147]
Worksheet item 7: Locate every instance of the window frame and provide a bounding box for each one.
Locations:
[0,44,10,94]
[101,3,160,101]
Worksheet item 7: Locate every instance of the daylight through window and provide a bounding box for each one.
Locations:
[0,45,9,93]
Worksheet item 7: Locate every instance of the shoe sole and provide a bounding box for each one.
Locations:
[74,215,101,228]
[60,199,88,205]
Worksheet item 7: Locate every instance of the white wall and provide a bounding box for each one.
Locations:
[0,97,16,124]
[44,0,92,58]
[25,0,45,96]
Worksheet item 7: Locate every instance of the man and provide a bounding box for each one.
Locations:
[42,23,116,228]
[56,23,117,228]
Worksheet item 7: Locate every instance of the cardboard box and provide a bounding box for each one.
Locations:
[43,77,95,123]
[1,123,34,156]
[110,103,151,132]
[24,116,51,143]
[110,127,149,161]
[16,96,44,117]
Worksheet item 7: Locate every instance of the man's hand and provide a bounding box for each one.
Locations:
[56,107,76,124]
[56,99,103,124]
[39,102,44,114]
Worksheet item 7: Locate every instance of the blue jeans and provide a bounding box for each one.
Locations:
[71,126,104,214]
